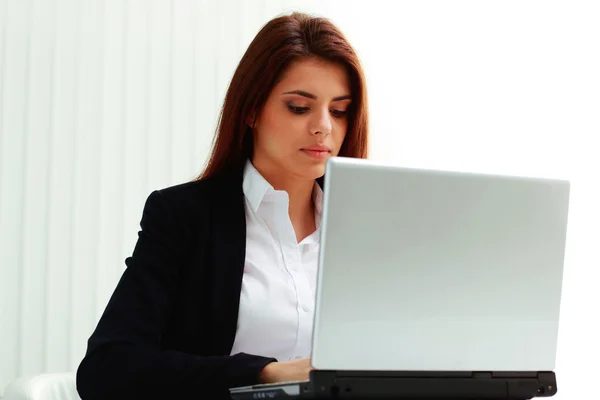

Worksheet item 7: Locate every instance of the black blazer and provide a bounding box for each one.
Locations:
[76,167,323,400]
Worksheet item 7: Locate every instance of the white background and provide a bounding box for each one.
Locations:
[0,0,598,398]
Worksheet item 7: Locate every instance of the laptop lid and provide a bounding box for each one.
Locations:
[311,157,570,372]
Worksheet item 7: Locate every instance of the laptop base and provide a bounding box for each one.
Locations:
[309,370,556,399]
[231,370,557,399]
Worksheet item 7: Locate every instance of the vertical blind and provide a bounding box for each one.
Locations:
[0,0,339,390]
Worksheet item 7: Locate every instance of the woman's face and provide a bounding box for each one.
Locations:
[250,57,352,182]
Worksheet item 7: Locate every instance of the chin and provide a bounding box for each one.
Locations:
[287,153,329,180]
[303,163,326,180]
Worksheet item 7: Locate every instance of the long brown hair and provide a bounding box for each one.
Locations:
[199,12,369,180]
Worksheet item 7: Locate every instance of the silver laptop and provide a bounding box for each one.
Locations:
[230,156,570,399]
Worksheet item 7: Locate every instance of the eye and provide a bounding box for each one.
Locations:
[330,109,348,118]
[287,104,309,114]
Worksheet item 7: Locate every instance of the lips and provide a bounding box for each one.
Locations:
[300,145,331,159]
[301,144,330,152]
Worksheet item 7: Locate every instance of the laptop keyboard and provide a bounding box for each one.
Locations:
[252,379,308,388]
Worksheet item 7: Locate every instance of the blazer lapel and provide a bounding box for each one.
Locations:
[207,169,247,355]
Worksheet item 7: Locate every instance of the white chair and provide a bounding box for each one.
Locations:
[2,373,80,400]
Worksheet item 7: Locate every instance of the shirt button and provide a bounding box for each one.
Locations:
[302,306,310,312]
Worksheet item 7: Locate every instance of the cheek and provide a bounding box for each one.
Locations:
[332,119,349,147]
[262,109,306,147]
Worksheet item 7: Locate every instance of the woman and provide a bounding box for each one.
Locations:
[76,11,369,400]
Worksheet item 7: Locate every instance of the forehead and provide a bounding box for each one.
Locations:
[276,58,351,97]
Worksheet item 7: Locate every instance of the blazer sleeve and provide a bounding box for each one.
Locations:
[76,190,276,400]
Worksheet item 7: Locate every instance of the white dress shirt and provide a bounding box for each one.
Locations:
[230,160,323,362]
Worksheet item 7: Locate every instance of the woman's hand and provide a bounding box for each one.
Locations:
[258,358,313,383]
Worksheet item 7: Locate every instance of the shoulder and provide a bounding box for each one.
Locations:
[155,178,216,210]
[142,170,244,224]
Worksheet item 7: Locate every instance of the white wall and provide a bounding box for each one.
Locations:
[0,0,598,398]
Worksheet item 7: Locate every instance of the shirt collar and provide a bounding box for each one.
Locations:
[302,184,324,245]
[242,160,273,213]
[242,159,324,218]
[313,182,324,227]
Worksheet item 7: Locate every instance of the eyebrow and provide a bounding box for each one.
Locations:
[282,90,352,102]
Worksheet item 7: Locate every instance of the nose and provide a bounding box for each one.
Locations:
[310,108,333,136]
